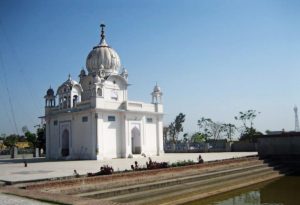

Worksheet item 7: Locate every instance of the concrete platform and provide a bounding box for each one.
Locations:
[0,193,50,205]
[0,152,257,184]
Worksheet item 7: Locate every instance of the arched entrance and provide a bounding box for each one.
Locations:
[61,129,69,157]
[73,95,78,107]
[131,126,141,154]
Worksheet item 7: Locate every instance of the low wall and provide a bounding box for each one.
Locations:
[258,133,300,173]
[258,134,300,157]
[231,142,257,152]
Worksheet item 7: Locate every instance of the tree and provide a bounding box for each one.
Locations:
[163,126,169,143]
[3,134,18,158]
[234,110,260,130]
[3,134,17,148]
[222,123,237,141]
[183,133,189,143]
[235,110,261,142]
[210,121,225,141]
[197,118,226,140]
[168,113,185,144]
[0,133,6,140]
[191,132,206,143]
[25,131,37,149]
[240,127,263,142]
[197,117,213,139]
[36,125,46,152]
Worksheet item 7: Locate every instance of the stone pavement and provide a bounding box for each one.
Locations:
[0,193,50,205]
[0,152,257,184]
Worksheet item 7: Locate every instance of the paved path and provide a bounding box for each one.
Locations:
[0,152,257,183]
[0,193,50,205]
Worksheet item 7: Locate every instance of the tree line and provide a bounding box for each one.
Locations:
[164,110,262,144]
[0,125,46,156]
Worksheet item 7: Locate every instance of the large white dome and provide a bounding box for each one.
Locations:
[86,25,121,75]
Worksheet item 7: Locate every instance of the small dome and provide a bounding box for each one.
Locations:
[151,83,163,104]
[79,68,86,77]
[153,84,161,93]
[46,87,54,96]
[57,75,81,94]
[86,24,121,76]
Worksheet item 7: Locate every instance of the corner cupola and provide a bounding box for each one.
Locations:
[57,75,83,109]
[44,86,56,107]
[151,83,163,104]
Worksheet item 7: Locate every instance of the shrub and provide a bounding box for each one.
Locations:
[132,158,169,171]
[87,165,114,177]
[99,165,114,175]
[146,157,169,170]
[170,160,195,167]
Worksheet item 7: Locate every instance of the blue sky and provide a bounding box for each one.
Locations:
[0,0,300,136]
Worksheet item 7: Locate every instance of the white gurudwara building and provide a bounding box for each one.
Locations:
[44,24,164,160]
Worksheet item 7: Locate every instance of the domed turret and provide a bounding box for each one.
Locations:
[151,83,163,104]
[79,68,86,78]
[57,74,81,93]
[46,87,55,96]
[86,24,121,76]
[44,86,56,107]
[153,84,161,92]
[57,75,82,109]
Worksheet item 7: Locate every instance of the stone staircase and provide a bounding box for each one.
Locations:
[68,158,290,205]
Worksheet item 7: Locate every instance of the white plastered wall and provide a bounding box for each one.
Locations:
[71,113,94,159]
[97,111,122,159]
[47,112,95,160]
[143,115,158,156]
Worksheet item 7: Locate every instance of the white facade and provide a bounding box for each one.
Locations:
[44,24,164,160]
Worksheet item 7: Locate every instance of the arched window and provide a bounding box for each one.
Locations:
[63,96,68,109]
[61,129,69,157]
[131,127,141,154]
[97,88,102,97]
[73,95,78,106]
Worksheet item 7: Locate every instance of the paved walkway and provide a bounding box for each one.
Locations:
[0,152,257,183]
[0,193,50,205]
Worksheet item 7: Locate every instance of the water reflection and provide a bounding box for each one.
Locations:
[186,176,300,205]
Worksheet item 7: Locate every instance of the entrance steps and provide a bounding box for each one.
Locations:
[114,166,285,204]
[73,158,289,204]
[52,157,262,195]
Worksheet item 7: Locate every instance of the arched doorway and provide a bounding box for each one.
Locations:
[63,96,68,109]
[131,126,141,154]
[73,95,78,107]
[61,129,69,157]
